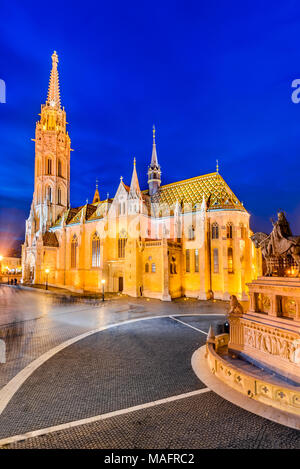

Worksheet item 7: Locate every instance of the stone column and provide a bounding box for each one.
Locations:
[161,239,171,301]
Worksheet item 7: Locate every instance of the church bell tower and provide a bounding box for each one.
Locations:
[32,51,71,234]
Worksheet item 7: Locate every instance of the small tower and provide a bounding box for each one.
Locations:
[93,179,100,203]
[129,158,142,215]
[32,51,71,233]
[129,158,141,198]
[147,125,161,196]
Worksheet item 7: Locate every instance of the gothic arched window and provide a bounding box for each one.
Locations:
[194,249,199,272]
[57,187,62,205]
[213,248,219,273]
[71,235,78,269]
[226,222,233,239]
[212,222,219,239]
[91,233,101,267]
[47,186,52,203]
[57,159,62,177]
[186,249,190,272]
[145,263,149,273]
[47,158,52,175]
[228,247,233,273]
[118,230,127,258]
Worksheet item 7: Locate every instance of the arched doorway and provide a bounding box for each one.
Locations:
[27,253,36,284]
[118,276,123,292]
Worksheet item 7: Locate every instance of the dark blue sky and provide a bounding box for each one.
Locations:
[1,0,300,251]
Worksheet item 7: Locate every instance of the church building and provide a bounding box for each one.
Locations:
[22,52,261,300]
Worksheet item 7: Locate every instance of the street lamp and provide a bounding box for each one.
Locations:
[45,268,50,290]
[101,279,106,301]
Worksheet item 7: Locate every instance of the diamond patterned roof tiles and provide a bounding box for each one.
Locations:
[149,172,246,212]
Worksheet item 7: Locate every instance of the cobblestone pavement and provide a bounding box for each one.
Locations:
[0,317,208,438]
[7,392,300,449]
[0,285,225,388]
[2,287,299,449]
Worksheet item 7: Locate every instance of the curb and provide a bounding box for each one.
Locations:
[191,345,300,430]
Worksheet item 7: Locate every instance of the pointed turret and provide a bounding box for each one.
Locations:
[129,157,141,198]
[151,126,158,167]
[46,51,61,109]
[93,179,100,203]
[147,125,161,196]
[207,325,215,344]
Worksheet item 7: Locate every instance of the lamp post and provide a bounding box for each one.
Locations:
[101,279,106,301]
[45,268,50,290]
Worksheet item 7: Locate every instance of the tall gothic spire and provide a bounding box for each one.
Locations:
[46,51,61,108]
[129,157,141,198]
[151,125,159,167]
[148,125,161,196]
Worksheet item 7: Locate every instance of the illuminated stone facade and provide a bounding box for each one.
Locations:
[22,52,261,300]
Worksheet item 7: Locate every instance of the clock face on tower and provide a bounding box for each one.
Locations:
[50,100,56,107]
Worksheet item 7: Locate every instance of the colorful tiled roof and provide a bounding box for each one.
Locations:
[50,172,245,230]
[149,172,246,212]
[87,200,109,221]
[43,231,59,247]
[68,204,97,225]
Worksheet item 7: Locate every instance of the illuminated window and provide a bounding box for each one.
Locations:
[151,263,156,273]
[213,248,219,273]
[145,263,149,273]
[92,233,101,267]
[226,223,233,239]
[186,249,190,273]
[118,230,127,258]
[228,247,233,273]
[47,186,52,202]
[47,158,52,175]
[71,235,78,269]
[194,249,199,272]
[212,222,219,239]
[188,226,195,240]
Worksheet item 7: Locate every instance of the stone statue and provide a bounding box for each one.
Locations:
[229,295,244,315]
[251,211,300,276]
[268,212,294,257]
